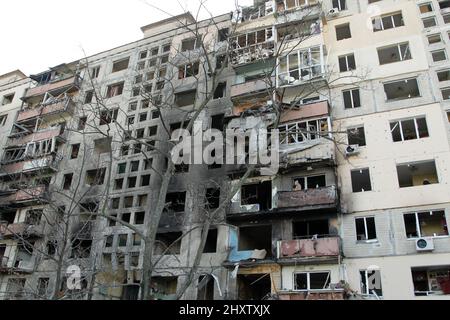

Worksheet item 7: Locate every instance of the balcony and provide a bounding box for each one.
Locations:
[277,237,341,264]
[0,155,60,177]
[22,75,81,100]
[0,186,48,208]
[278,290,345,300]
[7,125,66,147]
[277,186,337,211]
[17,97,74,123]
[0,222,45,239]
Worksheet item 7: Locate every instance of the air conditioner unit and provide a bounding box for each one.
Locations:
[345,145,360,156]
[328,8,340,16]
[416,237,434,252]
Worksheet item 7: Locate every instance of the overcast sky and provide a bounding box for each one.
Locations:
[0,0,252,76]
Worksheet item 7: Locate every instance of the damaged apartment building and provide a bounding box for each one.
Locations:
[1,0,450,301]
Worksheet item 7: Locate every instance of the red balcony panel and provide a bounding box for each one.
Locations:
[17,98,73,123]
[23,76,80,99]
[230,78,271,99]
[277,186,337,209]
[8,126,63,146]
[0,186,46,207]
[278,291,344,300]
[280,101,329,123]
[0,155,56,176]
[278,237,340,259]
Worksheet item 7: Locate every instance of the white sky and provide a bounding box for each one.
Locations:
[0,0,252,76]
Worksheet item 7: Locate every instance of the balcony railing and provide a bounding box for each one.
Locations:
[23,75,81,100]
[277,237,340,260]
[0,155,61,176]
[230,77,274,100]
[0,186,47,207]
[278,290,345,300]
[7,125,66,147]
[277,185,337,210]
[0,222,45,239]
[17,97,74,123]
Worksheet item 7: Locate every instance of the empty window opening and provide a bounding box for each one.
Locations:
[71,144,80,159]
[347,127,366,146]
[135,212,145,225]
[211,114,224,131]
[390,117,429,142]
[241,181,272,211]
[124,196,134,208]
[372,12,404,32]
[127,176,137,189]
[63,173,73,190]
[70,239,92,259]
[355,217,377,241]
[294,272,331,291]
[293,219,330,239]
[336,24,351,41]
[175,90,196,107]
[181,37,202,51]
[205,188,220,210]
[292,175,326,191]
[377,43,411,65]
[397,160,438,188]
[122,283,140,300]
[106,83,124,98]
[238,225,272,257]
[155,232,182,255]
[99,108,118,125]
[197,275,214,300]
[351,169,372,193]
[203,229,217,253]
[237,274,271,300]
[412,266,450,296]
[25,209,43,225]
[213,82,226,99]
[94,137,112,154]
[118,234,128,247]
[384,78,420,100]
[404,211,448,238]
[2,93,15,105]
[85,168,106,186]
[150,277,178,298]
[339,54,356,72]
[165,192,186,213]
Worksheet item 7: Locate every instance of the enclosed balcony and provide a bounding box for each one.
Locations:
[277,186,338,211]
[16,97,74,123]
[276,236,341,264]
[230,27,275,67]
[22,74,81,100]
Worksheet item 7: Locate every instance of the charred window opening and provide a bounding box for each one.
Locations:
[238,225,272,257]
[404,211,448,238]
[165,192,186,213]
[237,274,271,300]
[205,188,220,210]
[241,181,272,211]
[197,275,215,300]
[355,217,377,241]
[397,160,439,188]
[155,232,182,255]
[70,239,92,259]
[203,229,217,253]
[412,266,450,296]
[150,277,178,298]
[293,219,330,239]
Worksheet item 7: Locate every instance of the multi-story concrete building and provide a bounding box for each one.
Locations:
[0,0,449,300]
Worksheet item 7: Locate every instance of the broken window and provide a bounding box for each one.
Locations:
[277,19,321,41]
[112,58,130,73]
[178,62,200,79]
[373,12,404,32]
[135,212,145,225]
[70,239,92,259]
[70,144,80,159]
[6,278,26,300]
[150,277,178,298]
[404,210,448,238]
[203,229,217,253]
[347,126,366,146]
[105,235,114,248]
[155,232,182,255]
[411,266,450,296]
[397,160,438,188]
[237,274,271,300]
[238,225,272,257]
[294,272,331,291]
[218,28,229,42]
[390,116,429,142]
[165,192,186,213]
[197,275,214,300]
[127,177,137,189]
[213,82,226,99]
[343,89,361,109]
[84,90,94,104]
[278,118,328,144]
[99,108,118,125]
[175,90,196,107]
[351,168,372,193]
[384,78,420,101]
[355,217,377,241]
[118,234,128,247]
[377,43,411,65]
[106,82,124,98]
[85,168,106,186]
[292,175,326,191]
[360,270,383,297]
[278,46,323,85]
[339,54,356,72]
[293,219,329,239]
[241,181,272,211]
[25,209,43,225]
[205,188,220,210]
[181,36,202,51]
[2,93,15,105]
[336,24,351,41]
[140,174,150,187]
[63,173,73,190]
[37,278,49,298]
[78,117,87,131]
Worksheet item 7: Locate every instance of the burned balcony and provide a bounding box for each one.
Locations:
[230,77,276,109]
[16,96,75,123]
[23,73,81,100]
[0,222,45,240]
[277,186,338,211]
[230,181,272,215]
[7,124,66,148]
[0,186,48,208]
[276,237,341,264]
[232,1,274,23]
[230,27,275,67]
[0,154,61,177]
